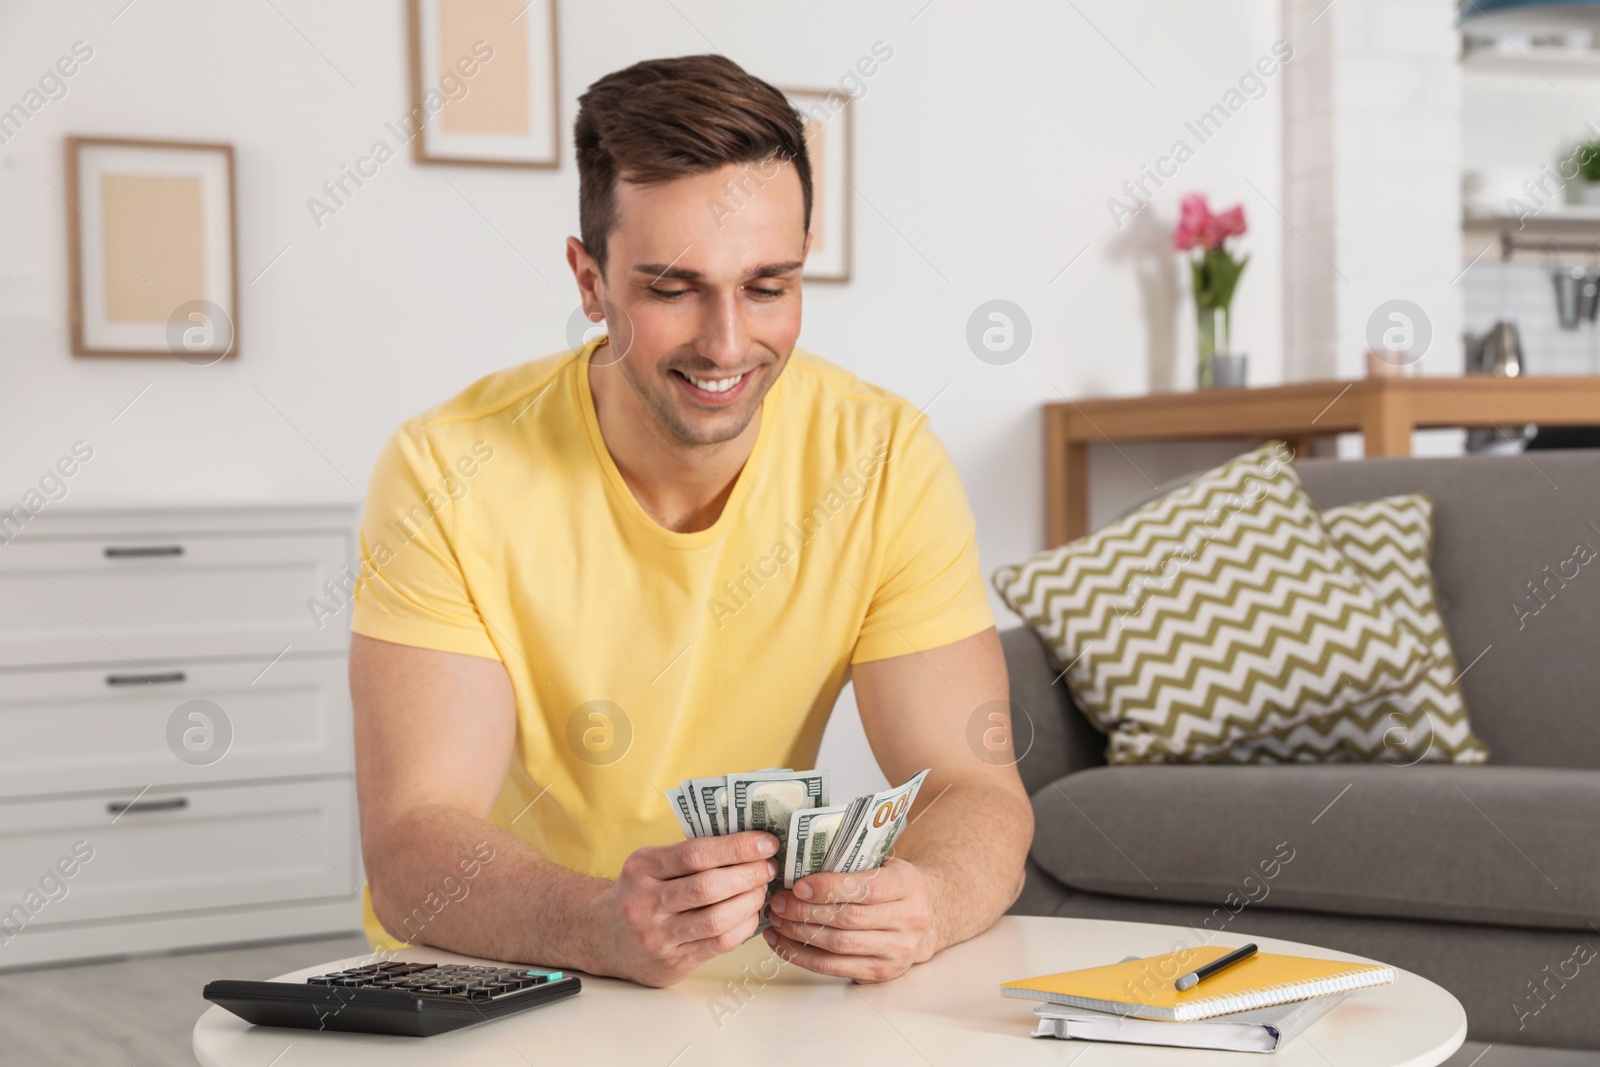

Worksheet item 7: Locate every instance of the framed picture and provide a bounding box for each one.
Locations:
[65,136,238,360]
[784,87,853,283]
[407,0,561,168]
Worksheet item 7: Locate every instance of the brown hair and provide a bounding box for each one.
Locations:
[574,54,812,276]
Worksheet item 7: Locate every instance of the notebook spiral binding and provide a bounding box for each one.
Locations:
[1173,965,1396,1022]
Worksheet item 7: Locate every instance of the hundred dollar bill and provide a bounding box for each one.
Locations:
[818,796,871,872]
[830,769,929,875]
[688,776,731,837]
[675,769,792,838]
[729,770,828,833]
[665,786,698,839]
[727,769,828,887]
[785,803,853,888]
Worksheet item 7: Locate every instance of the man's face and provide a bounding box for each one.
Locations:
[588,160,808,448]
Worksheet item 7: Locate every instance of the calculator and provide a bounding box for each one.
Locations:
[203,960,581,1037]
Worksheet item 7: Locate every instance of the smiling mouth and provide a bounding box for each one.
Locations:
[669,367,756,404]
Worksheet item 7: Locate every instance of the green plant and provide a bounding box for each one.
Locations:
[1579,139,1600,183]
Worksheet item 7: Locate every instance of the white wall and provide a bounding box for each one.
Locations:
[0,0,1287,796]
[1282,0,1463,382]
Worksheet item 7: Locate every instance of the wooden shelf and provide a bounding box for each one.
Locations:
[1463,47,1600,76]
[1464,207,1600,229]
[1043,375,1600,546]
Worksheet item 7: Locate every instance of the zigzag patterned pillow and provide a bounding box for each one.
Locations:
[992,442,1434,763]
[1220,494,1489,764]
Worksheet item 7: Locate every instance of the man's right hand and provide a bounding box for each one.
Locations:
[599,830,778,987]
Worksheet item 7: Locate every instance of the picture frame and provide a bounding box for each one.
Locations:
[407,0,562,168]
[784,87,853,283]
[65,136,239,360]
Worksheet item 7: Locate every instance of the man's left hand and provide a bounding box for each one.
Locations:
[762,857,937,983]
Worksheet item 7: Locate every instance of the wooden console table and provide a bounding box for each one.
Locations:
[1045,375,1600,545]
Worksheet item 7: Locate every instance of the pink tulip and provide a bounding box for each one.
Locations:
[1212,205,1248,242]
[1173,194,1212,251]
[1171,194,1247,252]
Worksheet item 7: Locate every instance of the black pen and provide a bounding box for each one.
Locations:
[1175,943,1258,992]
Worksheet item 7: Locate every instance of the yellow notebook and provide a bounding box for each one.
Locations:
[1001,945,1395,1022]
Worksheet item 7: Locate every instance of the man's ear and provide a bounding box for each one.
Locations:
[565,235,606,318]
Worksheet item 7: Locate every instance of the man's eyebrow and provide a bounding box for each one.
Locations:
[632,260,805,283]
[748,260,805,280]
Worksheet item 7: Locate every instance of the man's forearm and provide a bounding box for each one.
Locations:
[365,801,614,973]
[891,780,1034,954]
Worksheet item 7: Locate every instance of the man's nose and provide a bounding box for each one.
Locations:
[697,292,747,367]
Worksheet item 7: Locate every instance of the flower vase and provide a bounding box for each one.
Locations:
[1197,303,1229,389]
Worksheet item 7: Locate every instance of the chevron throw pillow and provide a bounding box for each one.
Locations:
[1220,493,1489,764]
[992,442,1434,763]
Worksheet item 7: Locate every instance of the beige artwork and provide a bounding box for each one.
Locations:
[804,118,827,259]
[438,0,531,135]
[100,173,206,324]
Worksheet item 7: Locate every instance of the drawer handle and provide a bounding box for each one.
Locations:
[104,544,184,558]
[106,671,186,686]
[107,796,188,816]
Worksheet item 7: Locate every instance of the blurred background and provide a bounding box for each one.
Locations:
[1,0,1596,1062]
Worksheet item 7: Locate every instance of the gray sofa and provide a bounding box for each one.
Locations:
[1003,450,1600,1057]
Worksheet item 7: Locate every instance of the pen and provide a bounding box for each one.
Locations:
[1175,943,1257,992]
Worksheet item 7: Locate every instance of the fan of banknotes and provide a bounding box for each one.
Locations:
[665,768,930,890]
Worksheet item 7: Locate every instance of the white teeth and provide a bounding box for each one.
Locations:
[684,371,745,394]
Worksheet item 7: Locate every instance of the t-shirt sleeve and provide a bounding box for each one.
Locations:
[851,416,995,664]
[349,423,501,661]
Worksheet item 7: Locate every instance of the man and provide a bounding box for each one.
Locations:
[351,54,1032,987]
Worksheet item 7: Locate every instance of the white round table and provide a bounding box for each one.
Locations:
[194,915,1466,1066]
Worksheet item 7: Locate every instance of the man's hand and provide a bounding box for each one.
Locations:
[762,857,937,983]
[599,830,778,987]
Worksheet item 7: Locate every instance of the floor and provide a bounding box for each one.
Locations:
[1446,1046,1600,1066]
[0,933,368,1066]
[0,937,1594,1066]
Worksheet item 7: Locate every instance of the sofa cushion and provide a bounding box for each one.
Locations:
[1244,451,1600,770]
[1031,764,1599,931]
[992,442,1433,763]
[1222,493,1490,764]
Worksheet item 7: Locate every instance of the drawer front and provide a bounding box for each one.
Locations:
[0,532,352,667]
[0,656,352,799]
[0,780,355,928]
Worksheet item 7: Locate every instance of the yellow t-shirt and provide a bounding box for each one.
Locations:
[351,339,993,949]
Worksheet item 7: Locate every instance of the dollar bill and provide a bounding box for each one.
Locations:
[727,769,828,887]
[667,767,931,891]
[675,769,792,839]
[665,786,697,839]
[818,796,871,872]
[830,769,929,874]
[728,770,829,833]
[697,777,733,836]
[785,803,853,888]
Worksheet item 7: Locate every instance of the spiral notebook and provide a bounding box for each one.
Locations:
[1031,993,1349,1053]
[1001,945,1394,1022]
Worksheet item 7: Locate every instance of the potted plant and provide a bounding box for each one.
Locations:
[1578,138,1600,206]
[1173,194,1249,388]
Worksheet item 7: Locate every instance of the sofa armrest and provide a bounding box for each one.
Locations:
[1000,625,1107,795]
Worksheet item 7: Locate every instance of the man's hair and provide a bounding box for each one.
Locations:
[574,54,812,277]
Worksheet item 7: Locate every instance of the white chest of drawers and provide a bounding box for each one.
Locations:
[0,504,363,970]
